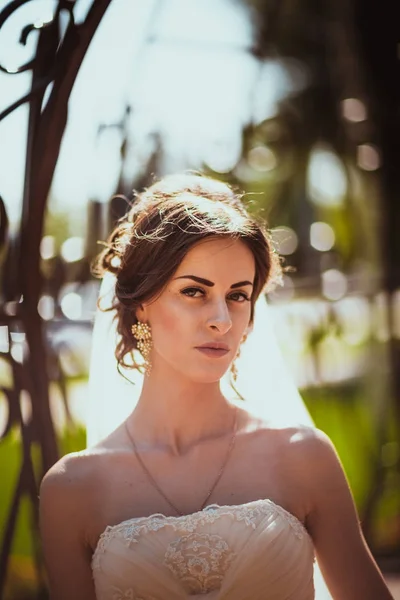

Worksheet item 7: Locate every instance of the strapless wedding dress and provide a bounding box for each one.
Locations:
[91,498,316,599]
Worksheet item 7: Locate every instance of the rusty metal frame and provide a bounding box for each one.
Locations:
[0,0,112,594]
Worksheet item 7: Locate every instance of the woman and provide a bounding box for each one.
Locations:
[39,174,393,599]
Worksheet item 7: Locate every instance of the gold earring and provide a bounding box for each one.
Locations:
[131,321,152,375]
[231,360,239,382]
[231,334,247,382]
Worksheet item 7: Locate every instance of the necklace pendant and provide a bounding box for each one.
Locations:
[125,406,238,517]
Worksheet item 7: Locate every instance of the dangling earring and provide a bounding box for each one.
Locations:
[231,333,247,382]
[231,358,239,382]
[131,321,152,375]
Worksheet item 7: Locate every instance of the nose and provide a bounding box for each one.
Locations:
[207,299,232,335]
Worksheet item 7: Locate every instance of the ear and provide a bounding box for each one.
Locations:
[135,303,149,323]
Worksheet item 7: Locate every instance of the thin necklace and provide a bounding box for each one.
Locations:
[124,406,238,517]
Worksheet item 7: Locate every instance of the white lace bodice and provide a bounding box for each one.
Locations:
[92,498,315,599]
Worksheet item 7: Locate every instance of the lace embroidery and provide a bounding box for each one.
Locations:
[164,533,236,594]
[109,587,157,600]
[92,498,310,571]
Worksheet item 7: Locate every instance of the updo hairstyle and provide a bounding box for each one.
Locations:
[93,174,282,371]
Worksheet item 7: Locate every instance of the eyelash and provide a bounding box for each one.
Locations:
[181,287,250,303]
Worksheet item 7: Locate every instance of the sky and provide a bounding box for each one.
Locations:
[0,0,306,229]
[0,0,252,224]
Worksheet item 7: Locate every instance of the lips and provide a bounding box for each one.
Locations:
[196,348,230,358]
[195,343,230,358]
[196,343,230,351]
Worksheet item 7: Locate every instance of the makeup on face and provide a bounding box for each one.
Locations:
[144,239,256,377]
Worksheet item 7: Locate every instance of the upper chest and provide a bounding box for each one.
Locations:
[88,427,308,551]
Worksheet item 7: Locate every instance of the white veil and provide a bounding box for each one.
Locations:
[87,273,331,598]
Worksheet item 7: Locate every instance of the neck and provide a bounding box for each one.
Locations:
[126,366,236,457]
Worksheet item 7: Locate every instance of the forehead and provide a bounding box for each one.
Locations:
[174,237,255,278]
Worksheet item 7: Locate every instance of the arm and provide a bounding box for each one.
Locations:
[298,428,394,600]
[39,454,97,600]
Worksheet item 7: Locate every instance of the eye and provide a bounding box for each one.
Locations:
[181,287,205,298]
[228,291,250,303]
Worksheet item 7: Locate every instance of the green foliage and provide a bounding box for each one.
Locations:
[303,383,400,553]
[43,210,72,253]
[0,425,86,600]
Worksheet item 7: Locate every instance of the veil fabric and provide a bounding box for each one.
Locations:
[87,273,331,599]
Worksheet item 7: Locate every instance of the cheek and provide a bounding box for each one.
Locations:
[233,301,252,327]
[151,296,192,340]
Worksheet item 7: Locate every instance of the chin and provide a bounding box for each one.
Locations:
[189,367,229,384]
[166,356,229,383]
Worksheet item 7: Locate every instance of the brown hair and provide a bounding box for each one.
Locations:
[93,173,282,371]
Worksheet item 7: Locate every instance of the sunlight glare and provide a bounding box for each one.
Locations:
[307,145,347,207]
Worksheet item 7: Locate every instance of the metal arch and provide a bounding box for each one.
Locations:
[0,0,75,75]
[0,0,114,594]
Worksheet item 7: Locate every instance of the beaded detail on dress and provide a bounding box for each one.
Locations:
[92,498,309,571]
[108,589,157,600]
[92,499,316,600]
[164,532,236,594]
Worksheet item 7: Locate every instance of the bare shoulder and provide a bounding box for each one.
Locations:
[42,445,104,486]
[241,410,328,456]
[40,447,119,558]
[41,424,128,490]
[253,418,332,456]
[39,449,116,600]
[40,424,132,527]
[276,424,341,479]
[244,417,338,501]
[40,426,126,502]
[261,423,339,479]
[266,423,352,517]
[40,450,100,521]
[239,423,393,597]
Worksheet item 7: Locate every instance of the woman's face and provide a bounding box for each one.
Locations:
[137,237,255,382]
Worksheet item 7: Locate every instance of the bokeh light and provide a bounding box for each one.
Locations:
[321,269,348,301]
[40,235,56,260]
[341,98,367,123]
[310,222,335,252]
[61,237,85,263]
[38,295,55,321]
[307,145,347,207]
[357,143,381,171]
[61,292,82,319]
[271,226,298,255]
[248,145,277,172]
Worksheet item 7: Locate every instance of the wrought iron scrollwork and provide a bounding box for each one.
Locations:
[0,0,75,74]
[0,0,76,121]
[0,0,113,595]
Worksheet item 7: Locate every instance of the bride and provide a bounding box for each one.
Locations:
[39,174,393,599]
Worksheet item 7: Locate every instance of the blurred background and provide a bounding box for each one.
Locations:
[0,0,399,598]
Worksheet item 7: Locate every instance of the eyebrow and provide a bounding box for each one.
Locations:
[174,275,253,289]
